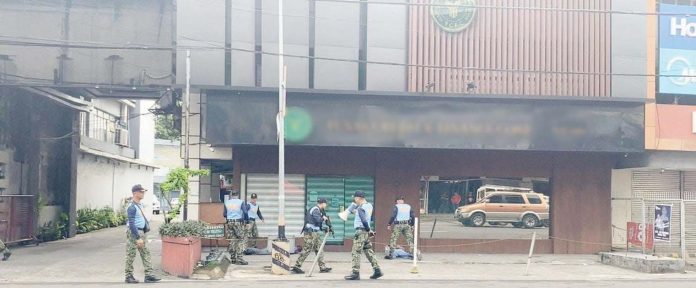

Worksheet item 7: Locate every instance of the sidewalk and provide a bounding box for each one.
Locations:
[1,225,696,284]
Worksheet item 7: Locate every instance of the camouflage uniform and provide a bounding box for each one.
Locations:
[293,231,327,270]
[125,230,153,277]
[351,230,380,273]
[247,221,259,248]
[388,224,414,255]
[226,222,248,262]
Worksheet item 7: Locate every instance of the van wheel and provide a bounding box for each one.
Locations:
[522,214,539,229]
[470,213,486,227]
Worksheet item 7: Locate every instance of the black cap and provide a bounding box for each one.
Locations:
[229,189,240,195]
[353,191,365,198]
[396,195,405,200]
[317,197,328,204]
[131,184,147,193]
[250,193,258,199]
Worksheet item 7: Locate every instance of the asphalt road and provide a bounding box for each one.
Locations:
[420,214,549,239]
[4,280,696,288]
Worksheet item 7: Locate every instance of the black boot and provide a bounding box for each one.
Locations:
[344,271,360,280]
[291,266,305,274]
[370,268,384,279]
[384,254,394,260]
[319,267,332,273]
[144,275,161,283]
[2,251,11,261]
[236,259,248,265]
[125,275,139,284]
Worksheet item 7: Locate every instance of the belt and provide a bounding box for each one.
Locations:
[394,221,410,225]
[227,219,244,223]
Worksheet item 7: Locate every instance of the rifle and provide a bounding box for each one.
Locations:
[320,207,335,238]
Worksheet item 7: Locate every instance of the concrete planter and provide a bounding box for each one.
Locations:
[161,236,201,278]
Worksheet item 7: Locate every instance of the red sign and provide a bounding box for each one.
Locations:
[627,222,654,250]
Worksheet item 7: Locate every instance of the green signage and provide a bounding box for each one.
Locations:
[203,224,225,239]
[284,106,313,142]
[430,0,477,33]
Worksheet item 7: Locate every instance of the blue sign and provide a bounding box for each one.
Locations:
[659,4,696,95]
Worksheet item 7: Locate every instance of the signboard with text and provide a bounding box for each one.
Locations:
[654,204,672,242]
[206,90,644,152]
[659,4,696,95]
[627,222,654,250]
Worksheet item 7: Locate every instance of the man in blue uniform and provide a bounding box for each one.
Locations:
[124,184,161,284]
[224,189,249,265]
[345,191,383,281]
[291,197,332,274]
[385,195,415,260]
[246,193,265,248]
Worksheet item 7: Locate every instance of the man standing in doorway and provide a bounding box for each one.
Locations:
[0,239,11,261]
[291,197,332,274]
[345,191,383,280]
[246,193,265,248]
[385,196,415,260]
[225,189,249,265]
[125,184,161,284]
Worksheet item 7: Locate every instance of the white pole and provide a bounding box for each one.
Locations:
[524,231,537,276]
[183,49,191,221]
[277,0,286,240]
[411,217,419,274]
[642,199,646,254]
[681,200,686,259]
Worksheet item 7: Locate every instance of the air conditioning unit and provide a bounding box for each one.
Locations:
[116,128,129,147]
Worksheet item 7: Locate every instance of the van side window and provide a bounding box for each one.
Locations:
[504,195,525,204]
[526,194,542,204]
[488,195,504,203]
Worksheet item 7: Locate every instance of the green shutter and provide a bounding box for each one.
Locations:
[344,176,375,235]
[306,177,346,244]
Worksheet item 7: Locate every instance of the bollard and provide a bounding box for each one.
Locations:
[271,239,291,275]
[411,217,419,274]
[524,231,537,276]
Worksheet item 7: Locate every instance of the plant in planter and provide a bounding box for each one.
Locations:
[159,221,206,278]
[158,167,209,278]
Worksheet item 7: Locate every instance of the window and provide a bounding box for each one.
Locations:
[504,195,525,204]
[526,194,542,204]
[488,195,504,203]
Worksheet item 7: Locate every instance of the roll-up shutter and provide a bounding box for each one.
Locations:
[306,177,346,244]
[631,170,681,223]
[245,174,306,238]
[683,171,696,253]
[344,176,376,231]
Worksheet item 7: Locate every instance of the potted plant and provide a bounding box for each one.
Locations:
[159,220,205,277]
[159,167,209,277]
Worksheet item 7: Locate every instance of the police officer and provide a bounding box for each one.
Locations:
[385,195,415,260]
[0,239,10,261]
[345,191,383,280]
[291,197,332,274]
[125,184,161,284]
[224,189,249,265]
[246,193,265,248]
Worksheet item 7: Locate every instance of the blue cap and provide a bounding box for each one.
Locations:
[353,191,365,198]
[317,197,328,204]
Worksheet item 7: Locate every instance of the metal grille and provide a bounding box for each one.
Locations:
[244,174,306,238]
[684,201,696,254]
[682,171,696,200]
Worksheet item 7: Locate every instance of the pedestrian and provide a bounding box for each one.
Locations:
[451,193,462,210]
[345,191,383,281]
[385,195,415,260]
[291,197,332,274]
[224,189,249,265]
[125,184,161,284]
[0,238,11,261]
[246,193,265,248]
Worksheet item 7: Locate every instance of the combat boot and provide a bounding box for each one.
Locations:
[369,268,384,279]
[144,275,161,283]
[319,267,332,273]
[235,259,248,265]
[125,275,139,284]
[2,251,11,261]
[344,271,360,280]
[384,254,394,260]
[291,266,305,274]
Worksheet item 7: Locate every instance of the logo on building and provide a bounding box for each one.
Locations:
[665,56,696,86]
[284,107,313,142]
[670,17,696,38]
[430,0,477,33]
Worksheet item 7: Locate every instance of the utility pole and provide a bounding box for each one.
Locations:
[183,49,191,220]
[277,0,286,241]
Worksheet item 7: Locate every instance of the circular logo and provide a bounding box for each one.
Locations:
[666,56,691,86]
[284,107,313,142]
[430,0,477,33]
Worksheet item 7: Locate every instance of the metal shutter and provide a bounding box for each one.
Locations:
[683,172,696,253]
[631,170,681,200]
[344,176,376,231]
[245,174,306,238]
[306,177,347,244]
